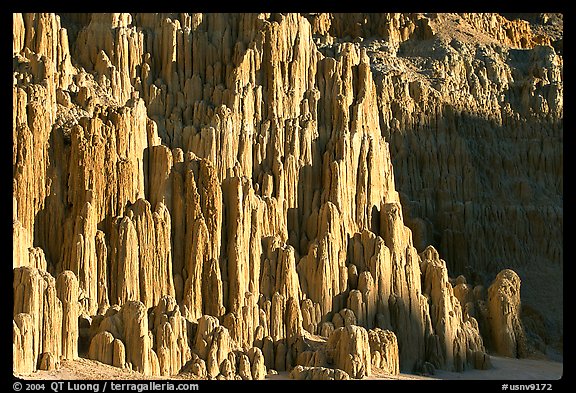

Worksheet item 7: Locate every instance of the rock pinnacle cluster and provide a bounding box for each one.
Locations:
[13,13,562,379]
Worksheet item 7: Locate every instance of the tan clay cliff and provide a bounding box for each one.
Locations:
[13,12,562,379]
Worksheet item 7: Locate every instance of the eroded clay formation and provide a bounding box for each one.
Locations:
[13,12,562,379]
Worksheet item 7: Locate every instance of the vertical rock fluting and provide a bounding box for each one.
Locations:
[13,12,560,378]
[56,271,80,361]
[368,328,400,375]
[486,269,527,358]
[420,246,485,371]
[88,300,159,376]
[149,296,192,376]
[326,325,372,378]
[13,267,81,373]
[364,13,562,350]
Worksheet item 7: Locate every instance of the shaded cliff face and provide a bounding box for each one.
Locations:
[13,13,562,378]
[305,12,563,353]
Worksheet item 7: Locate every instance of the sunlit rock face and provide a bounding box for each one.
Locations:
[13,12,562,378]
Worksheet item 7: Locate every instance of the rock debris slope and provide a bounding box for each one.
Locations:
[13,13,562,379]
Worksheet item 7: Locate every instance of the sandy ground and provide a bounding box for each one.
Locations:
[16,355,562,381]
[16,358,168,381]
[429,356,563,380]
